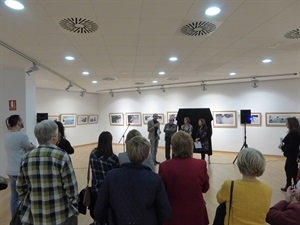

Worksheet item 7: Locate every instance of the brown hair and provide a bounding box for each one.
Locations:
[126,136,150,165]
[171,131,193,158]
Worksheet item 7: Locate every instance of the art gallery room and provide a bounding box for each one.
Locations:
[1,0,300,224]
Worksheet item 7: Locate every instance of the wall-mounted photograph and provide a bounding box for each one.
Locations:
[88,115,98,124]
[157,113,164,125]
[109,113,124,126]
[143,114,152,124]
[266,112,300,126]
[126,112,141,126]
[60,114,76,127]
[248,113,262,126]
[48,115,59,122]
[167,111,177,124]
[213,111,237,128]
[77,115,88,125]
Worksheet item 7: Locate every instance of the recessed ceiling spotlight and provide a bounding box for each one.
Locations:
[65,56,75,61]
[152,80,158,84]
[169,57,178,62]
[159,71,166,75]
[5,0,24,10]
[92,80,98,84]
[205,7,221,16]
[262,59,272,63]
[82,71,89,75]
[229,72,236,76]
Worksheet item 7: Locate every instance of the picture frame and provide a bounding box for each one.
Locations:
[60,114,76,127]
[266,112,300,126]
[77,115,88,125]
[88,115,98,124]
[248,112,262,126]
[167,111,177,124]
[143,114,153,124]
[109,113,124,126]
[48,115,59,122]
[126,112,142,126]
[157,113,164,125]
[213,111,237,128]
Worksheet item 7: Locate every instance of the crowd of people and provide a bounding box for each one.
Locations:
[2,113,300,225]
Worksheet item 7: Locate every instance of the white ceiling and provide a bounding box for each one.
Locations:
[0,0,299,93]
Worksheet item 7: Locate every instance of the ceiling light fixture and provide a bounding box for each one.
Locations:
[262,59,272,63]
[137,88,141,94]
[92,80,98,84]
[201,82,207,91]
[109,90,114,97]
[26,62,39,76]
[80,89,87,97]
[152,80,158,84]
[159,71,165,75]
[229,72,236,76]
[65,56,75,61]
[161,85,166,93]
[252,78,259,88]
[82,71,89,75]
[169,57,178,62]
[5,0,24,10]
[205,7,221,16]
[65,82,73,91]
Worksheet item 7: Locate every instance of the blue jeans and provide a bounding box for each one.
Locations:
[8,175,19,217]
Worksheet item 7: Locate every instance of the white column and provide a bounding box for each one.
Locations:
[0,68,36,177]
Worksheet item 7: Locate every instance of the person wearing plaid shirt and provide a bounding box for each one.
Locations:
[17,120,79,225]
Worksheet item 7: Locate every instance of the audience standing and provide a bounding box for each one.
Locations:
[266,186,300,225]
[94,136,171,225]
[89,131,119,220]
[147,113,161,165]
[4,114,35,217]
[159,131,210,225]
[278,117,300,191]
[17,120,78,225]
[216,148,272,225]
[180,117,193,136]
[118,129,155,171]
[55,121,74,154]
[163,117,177,160]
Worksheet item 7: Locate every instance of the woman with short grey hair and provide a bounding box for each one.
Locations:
[216,148,272,225]
[17,120,79,225]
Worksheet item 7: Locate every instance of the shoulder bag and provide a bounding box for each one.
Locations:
[78,158,92,214]
[213,180,234,225]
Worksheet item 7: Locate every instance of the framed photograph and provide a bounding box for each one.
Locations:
[126,112,142,126]
[213,111,237,128]
[167,111,177,124]
[77,115,88,125]
[143,114,153,124]
[157,113,164,125]
[109,113,124,126]
[266,112,300,126]
[248,113,262,126]
[60,114,76,127]
[88,115,98,124]
[48,115,59,121]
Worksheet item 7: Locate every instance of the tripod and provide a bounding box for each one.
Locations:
[118,123,130,152]
[233,123,248,163]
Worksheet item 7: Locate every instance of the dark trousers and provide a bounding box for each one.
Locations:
[165,138,171,160]
[284,157,298,187]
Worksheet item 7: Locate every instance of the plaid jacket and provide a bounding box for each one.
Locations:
[17,145,79,225]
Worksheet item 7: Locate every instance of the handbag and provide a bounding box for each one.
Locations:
[10,194,27,225]
[78,157,92,214]
[0,175,8,191]
[213,181,234,225]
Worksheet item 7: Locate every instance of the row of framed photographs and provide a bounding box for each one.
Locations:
[213,111,300,128]
[49,114,99,127]
[110,112,177,126]
[110,111,300,127]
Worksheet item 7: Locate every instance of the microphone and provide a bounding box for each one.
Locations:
[128,123,131,126]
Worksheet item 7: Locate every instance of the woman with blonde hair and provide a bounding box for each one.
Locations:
[216,148,272,225]
[159,131,209,225]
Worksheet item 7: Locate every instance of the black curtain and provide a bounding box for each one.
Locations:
[176,108,213,155]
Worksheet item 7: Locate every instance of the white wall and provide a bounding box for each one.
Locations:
[36,88,101,146]
[97,78,300,156]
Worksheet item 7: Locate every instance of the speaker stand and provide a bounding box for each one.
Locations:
[233,123,248,163]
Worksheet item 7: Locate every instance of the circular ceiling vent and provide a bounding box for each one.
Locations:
[181,21,216,36]
[166,77,180,81]
[134,82,145,85]
[59,18,98,33]
[102,77,117,81]
[284,29,300,39]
